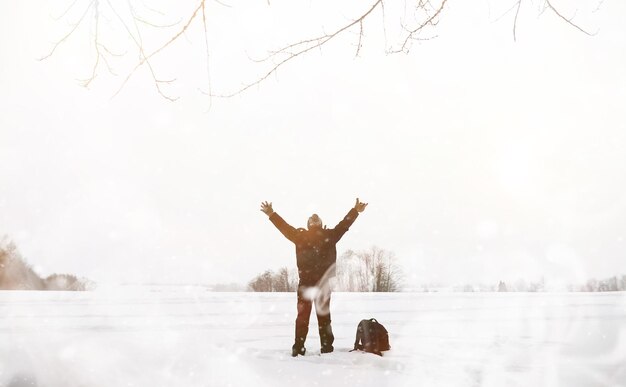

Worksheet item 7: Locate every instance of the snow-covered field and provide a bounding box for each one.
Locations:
[1,287,625,387]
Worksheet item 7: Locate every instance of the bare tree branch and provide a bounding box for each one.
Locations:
[39,0,95,61]
[106,0,178,101]
[199,1,213,110]
[493,0,521,24]
[127,0,145,50]
[51,0,82,21]
[116,0,206,98]
[380,0,388,49]
[390,0,447,54]
[214,0,232,8]
[545,0,596,36]
[593,0,605,13]
[98,46,118,75]
[139,0,166,16]
[41,0,602,102]
[355,20,364,57]
[79,1,102,88]
[134,14,182,28]
[98,43,126,57]
[213,0,384,97]
[513,0,522,42]
[128,0,182,29]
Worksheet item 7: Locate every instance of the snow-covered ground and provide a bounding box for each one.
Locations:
[1,287,625,387]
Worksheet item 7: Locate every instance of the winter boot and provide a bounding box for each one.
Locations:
[291,344,306,357]
[319,323,335,354]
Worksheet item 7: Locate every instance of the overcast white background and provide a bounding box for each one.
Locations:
[1,0,625,287]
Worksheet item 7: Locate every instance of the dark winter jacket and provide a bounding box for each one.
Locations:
[269,208,359,285]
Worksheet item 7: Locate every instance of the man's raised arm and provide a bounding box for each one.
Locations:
[333,198,368,242]
[261,201,298,243]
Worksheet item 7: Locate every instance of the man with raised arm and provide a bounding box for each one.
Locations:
[260,198,368,357]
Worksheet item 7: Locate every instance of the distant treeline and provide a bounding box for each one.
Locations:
[0,237,92,291]
[575,275,626,292]
[493,276,626,292]
[248,247,403,292]
[414,275,626,293]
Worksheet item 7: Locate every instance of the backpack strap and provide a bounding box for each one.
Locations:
[350,320,365,351]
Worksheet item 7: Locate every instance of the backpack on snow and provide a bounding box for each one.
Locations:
[350,318,391,356]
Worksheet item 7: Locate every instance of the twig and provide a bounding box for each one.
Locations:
[213,0,384,97]
[107,0,179,100]
[51,0,82,21]
[116,0,206,97]
[355,20,364,57]
[390,0,447,54]
[99,43,126,57]
[39,0,95,61]
[99,47,118,75]
[201,1,213,110]
[43,0,600,101]
[593,0,605,13]
[214,0,232,8]
[380,0,388,49]
[128,0,181,29]
[80,1,101,88]
[513,0,522,42]
[134,14,182,28]
[545,0,595,36]
[492,1,520,24]
[139,0,166,16]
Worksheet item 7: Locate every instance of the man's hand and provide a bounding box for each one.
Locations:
[354,198,368,213]
[260,201,275,217]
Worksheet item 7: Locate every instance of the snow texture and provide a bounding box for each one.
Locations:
[1,287,625,387]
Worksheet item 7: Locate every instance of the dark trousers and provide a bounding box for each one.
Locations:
[294,283,334,350]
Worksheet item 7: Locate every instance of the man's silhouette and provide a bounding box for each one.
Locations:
[260,198,368,356]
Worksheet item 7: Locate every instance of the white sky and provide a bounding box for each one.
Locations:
[1,0,625,287]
